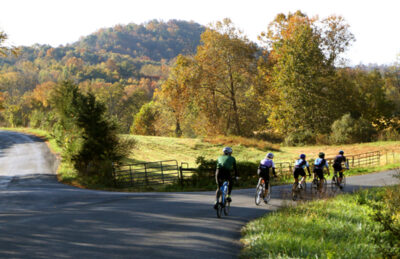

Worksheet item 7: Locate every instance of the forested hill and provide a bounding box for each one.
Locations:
[73,19,205,61]
[0,20,205,95]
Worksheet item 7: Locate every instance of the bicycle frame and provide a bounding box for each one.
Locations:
[220,181,229,205]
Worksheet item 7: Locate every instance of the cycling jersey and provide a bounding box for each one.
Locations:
[258,158,276,180]
[217,155,236,171]
[294,159,310,179]
[295,159,309,169]
[260,158,275,169]
[314,158,328,179]
[333,155,347,171]
[314,158,328,170]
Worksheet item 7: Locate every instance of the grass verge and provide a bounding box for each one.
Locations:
[240,187,391,258]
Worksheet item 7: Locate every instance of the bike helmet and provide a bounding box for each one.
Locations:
[339,150,344,155]
[266,152,274,159]
[300,154,306,159]
[319,152,325,158]
[222,147,233,155]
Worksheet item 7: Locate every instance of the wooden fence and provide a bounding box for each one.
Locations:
[112,160,180,187]
[113,151,384,188]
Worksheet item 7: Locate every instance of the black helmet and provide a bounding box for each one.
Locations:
[319,152,325,158]
[339,150,344,155]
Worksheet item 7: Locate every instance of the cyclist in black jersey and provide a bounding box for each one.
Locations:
[333,150,349,188]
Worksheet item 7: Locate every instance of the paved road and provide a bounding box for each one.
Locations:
[0,131,398,259]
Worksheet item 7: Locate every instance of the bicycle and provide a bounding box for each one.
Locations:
[331,169,347,192]
[255,177,271,205]
[311,175,327,197]
[292,177,306,201]
[216,180,230,218]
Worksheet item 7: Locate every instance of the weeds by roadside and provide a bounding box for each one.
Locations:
[240,181,400,259]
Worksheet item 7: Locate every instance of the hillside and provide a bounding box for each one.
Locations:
[73,19,205,61]
[0,20,205,92]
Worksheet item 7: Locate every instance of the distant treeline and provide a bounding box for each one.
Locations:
[0,13,399,146]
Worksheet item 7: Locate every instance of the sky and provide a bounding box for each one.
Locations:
[0,0,399,66]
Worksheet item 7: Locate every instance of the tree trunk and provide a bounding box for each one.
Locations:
[228,69,241,135]
[175,117,182,137]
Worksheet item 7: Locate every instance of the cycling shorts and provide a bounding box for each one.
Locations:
[313,168,324,179]
[293,168,306,179]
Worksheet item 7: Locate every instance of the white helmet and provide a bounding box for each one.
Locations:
[222,147,233,155]
[266,152,274,159]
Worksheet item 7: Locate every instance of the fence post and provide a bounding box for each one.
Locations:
[179,166,183,187]
[160,161,165,184]
[144,164,148,186]
[129,165,133,186]
[112,162,117,187]
[393,150,395,164]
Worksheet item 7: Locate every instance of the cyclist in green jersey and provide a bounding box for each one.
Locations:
[214,147,238,209]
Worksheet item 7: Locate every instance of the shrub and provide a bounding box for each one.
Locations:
[130,101,158,135]
[284,129,315,146]
[190,156,259,187]
[330,114,376,144]
[377,127,400,141]
[51,81,136,186]
[371,185,400,257]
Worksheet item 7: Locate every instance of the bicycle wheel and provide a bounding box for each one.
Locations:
[331,175,338,192]
[341,175,346,188]
[311,178,318,196]
[292,183,298,201]
[320,178,327,194]
[224,200,230,216]
[216,192,223,218]
[264,182,271,203]
[255,183,263,206]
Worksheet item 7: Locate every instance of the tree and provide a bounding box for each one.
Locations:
[130,102,159,135]
[156,55,197,137]
[51,81,134,184]
[194,18,259,136]
[0,31,18,57]
[258,11,355,135]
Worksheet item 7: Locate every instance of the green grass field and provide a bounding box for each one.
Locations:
[2,128,400,190]
[240,187,391,258]
[125,134,400,167]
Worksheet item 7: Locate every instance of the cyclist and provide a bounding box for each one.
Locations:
[313,152,330,192]
[293,154,311,189]
[333,150,349,189]
[257,152,277,202]
[214,147,238,209]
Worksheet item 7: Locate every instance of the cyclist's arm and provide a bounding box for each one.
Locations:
[325,161,330,175]
[344,157,349,169]
[271,161,277,177]
[233,159,238,178]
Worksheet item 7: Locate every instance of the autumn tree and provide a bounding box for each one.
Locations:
[258,11,355,136]
[194,18,259,136]
[156,55,198,137]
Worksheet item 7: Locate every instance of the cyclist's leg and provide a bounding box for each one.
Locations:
[293,169,300,190]
[337,166,343,183]
[299,169,306,186]
[215,169,223,205]
[227,174,233,195]
[316,169,324,191]
[259,169,269,196]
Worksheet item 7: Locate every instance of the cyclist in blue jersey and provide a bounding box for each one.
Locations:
[214,147,238,209]
[313,152,330,191]
[293,154,311,188]
[257,152,277,202]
